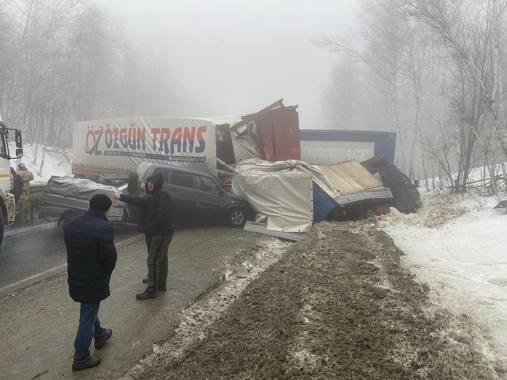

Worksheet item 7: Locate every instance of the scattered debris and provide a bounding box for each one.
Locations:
[362,157,421,213]
[231,99,301,162]
[244,221,306,242]
[232,158,396,240]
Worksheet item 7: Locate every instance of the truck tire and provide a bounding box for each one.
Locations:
[227,208,247,228]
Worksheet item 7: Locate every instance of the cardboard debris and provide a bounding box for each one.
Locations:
[362,157,420,213]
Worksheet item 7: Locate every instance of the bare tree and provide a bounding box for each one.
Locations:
[0,0,180,155]
[403,0,507,192]
[320,0,412,172]
[320,0,507,193]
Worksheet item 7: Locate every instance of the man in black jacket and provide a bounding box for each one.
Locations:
[113,172,173,300]
[64,194,117,371]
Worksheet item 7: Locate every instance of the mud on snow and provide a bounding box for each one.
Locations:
[125,222,499,379]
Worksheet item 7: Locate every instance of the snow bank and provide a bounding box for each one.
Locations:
[13,144,72,185]
[381,194,507,364]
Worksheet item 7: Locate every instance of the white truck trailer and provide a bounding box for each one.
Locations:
[71,116,235,183]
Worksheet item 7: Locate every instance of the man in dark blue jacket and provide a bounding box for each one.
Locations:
[64,194,117,371]
[113,172,173,300]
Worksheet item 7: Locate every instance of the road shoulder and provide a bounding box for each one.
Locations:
[0,227,259,380]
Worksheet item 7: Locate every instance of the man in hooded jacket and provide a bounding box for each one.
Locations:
[113,172,173,300]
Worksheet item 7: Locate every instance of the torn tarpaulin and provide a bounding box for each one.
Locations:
[232,160,337,233]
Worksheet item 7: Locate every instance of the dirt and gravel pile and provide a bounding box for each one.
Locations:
[124,222,498,379]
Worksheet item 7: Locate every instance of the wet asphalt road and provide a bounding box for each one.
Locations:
[0,224,139,288]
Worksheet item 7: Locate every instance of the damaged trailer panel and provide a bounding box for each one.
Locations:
[319,161,393,207]
[231,99,301,163]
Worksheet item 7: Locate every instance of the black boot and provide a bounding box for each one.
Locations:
[157,284,167,292]
[136,289,157,300]
[72,354,101,371]
[95,329,112,349]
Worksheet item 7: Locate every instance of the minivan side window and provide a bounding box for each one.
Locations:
[153,167,169,182]
[171,171,194,188]
[196,176,220,193]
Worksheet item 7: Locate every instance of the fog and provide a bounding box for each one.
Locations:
[2,0,507,192]
[98,0,357,127]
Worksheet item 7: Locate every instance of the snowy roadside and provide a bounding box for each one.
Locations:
[13,144,72,185]
[121,222,498,379]
[381,193,507,370]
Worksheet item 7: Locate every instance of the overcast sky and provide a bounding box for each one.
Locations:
[99,0,357,128]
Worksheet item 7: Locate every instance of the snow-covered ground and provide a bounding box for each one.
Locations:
[418,163,507,195]
[381,193,507,365]
[13,144,72,185]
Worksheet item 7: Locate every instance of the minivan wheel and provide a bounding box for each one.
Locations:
[227,208,246,227]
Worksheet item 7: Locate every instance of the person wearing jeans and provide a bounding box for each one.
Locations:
[64,194,117,371]
[74,303,111,361]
